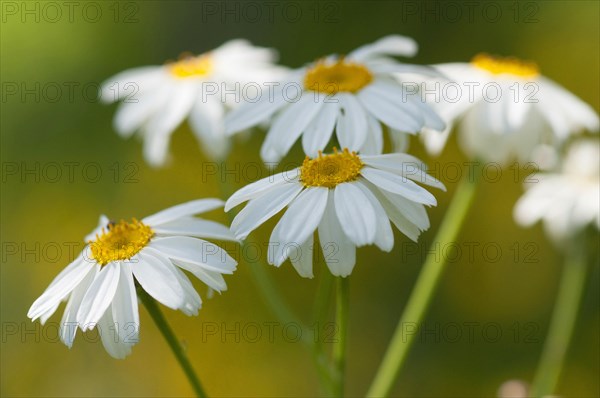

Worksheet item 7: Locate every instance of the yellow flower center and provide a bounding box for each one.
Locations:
[169,53,213,78]
[300,148,364,188]
[304,59,373,94]
[471,53,539,78]
[89,219,154,265]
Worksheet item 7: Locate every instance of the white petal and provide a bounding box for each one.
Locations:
[76,262,121,330]
[224,87,288,134]
[354,181,394,251]
[368,62,443,78]
[28,254,93,322]
[333,182,377,246]
[318,195,356,276]
[231,182,304,240]
[269,93,324,157]
[143,198,224,226]
[59,265,98,347]
[362,155,446,191]
[111,264,139,345]
[224,169,300,211]
[347,35,418,62]
[361,167,437,205]
[98,308,132,359]
[171,266,202,316]
[302,101,339,156]
[371,187,422,241]
[289,235,315,278]
[539,77,599,133]
[175,260,228,292]
[277,187,328,244]
[362,177,430,231]
[132,250,185,310]
[148,236,237,274]
[360,115,384,155]
[357,84,423,132]
[189,95,229,159]
[336,93,369,151]
[154,217,237,241]
[142,82,197,167]
[100,66,163,103]
[113,83,170,138]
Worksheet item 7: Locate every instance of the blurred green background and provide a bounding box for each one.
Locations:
[1,1,599,397]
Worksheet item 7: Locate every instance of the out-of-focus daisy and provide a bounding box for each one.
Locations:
[225,148,445,277]
[28,199,237,358]
[101,39,286,166]
[419,54,599,163]
[225,35,445,163]
[514,140,600,242]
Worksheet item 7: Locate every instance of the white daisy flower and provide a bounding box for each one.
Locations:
[225,148,445,277]
[100,39,286,166]
[224,35,446,163]
[27,199,238,359]
[514,140,600,242]
[419,54,599,164]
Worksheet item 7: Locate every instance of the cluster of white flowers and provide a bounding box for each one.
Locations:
[29,36,599,359]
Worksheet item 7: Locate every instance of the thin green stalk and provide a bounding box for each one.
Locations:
[333,277,350,397]
[367,169,480,397]
[530,237,588,397]
[312,270,335,395]
[138,289,207,398]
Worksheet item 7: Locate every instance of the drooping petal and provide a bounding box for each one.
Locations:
[28,254,94,322]
[318,195,356,276]
[111,263,140,345]
[76,262,121,330]
[132,250,185,310]
[333,182,377,246]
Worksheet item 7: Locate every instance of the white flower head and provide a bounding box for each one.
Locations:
[101,39,287,166]
[225,35,446,163]
[514,140,600,242]
[28,199,238,358]
[419,53,599,164]
[225,149,445,278]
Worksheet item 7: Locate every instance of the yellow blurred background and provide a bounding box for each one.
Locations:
[1,1,598,396]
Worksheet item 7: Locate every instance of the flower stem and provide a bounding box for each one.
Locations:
[333,277,350,397]
[138,289,207,398]
[366,168,480,397]
[529,237,588,397]
[312,269,336,395]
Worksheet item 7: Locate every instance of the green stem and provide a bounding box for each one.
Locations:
[138,289,207,398]
[367,169,480,397]
[333,277,350,397]
[529,237,588,397]
[312,270,336,395]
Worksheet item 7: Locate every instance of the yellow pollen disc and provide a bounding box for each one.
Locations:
[300,148,364,188]
[471,53,539,78]
[304,59,373,94]
[89,219,154,265]
[169,53,213,78]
